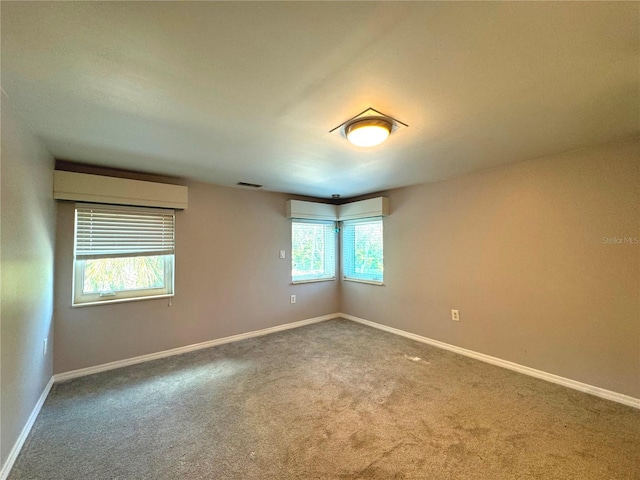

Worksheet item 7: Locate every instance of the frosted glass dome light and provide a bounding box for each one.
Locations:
[345,118,392,147]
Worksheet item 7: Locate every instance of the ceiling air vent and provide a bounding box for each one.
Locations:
[237,182,263,189]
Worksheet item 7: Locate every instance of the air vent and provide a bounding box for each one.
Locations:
[237,182,263,189]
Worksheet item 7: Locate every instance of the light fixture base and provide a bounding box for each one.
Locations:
[330,107,408,147]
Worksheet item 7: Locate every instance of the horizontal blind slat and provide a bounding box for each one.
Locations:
[75,204,175,259]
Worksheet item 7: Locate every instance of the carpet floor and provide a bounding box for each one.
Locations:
[9,319,640,479]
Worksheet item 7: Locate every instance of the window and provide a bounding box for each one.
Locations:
[291,220,336,283]
[342,217,383,284]
[73,204,175,305]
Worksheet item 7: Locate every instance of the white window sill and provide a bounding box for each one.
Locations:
[291,278,336,285]
[72,293,174,308]
[342,278,384,286]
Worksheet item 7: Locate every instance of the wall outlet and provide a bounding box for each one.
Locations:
[290,295,296,304]
[43,338,48,356]
[451,309,460,321]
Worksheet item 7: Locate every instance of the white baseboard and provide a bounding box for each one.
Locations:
[2,312,637,480]
[340,313,640,409]
[2,314,339,480]
[53,313,339,383]
[51,312,640,408]
[0,376,54,480]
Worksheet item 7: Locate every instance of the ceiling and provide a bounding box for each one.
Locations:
[2,2,638,199]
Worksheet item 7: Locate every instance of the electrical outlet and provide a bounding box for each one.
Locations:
[43,338,48,356]
[290,295,296,304]
[451,309,460,321]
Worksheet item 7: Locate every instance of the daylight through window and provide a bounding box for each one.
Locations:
[291,220,336,283]
[73,204,175,305]
[342,218,384,284]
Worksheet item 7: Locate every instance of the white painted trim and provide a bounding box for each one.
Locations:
[6,310,634,480]
[53,171,188,209]
[3,312,637,480]
[53,314,339,383]
[0,377,54,480]
[337,196,389,220]
[285,199,337,220]
[340,313,640,409]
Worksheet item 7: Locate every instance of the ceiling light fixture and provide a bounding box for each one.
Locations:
[345,117,392,148]
[330,107,407,148]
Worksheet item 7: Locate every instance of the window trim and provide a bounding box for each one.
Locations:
[291,219,337,284]
[72,203,176,306]
[341,217,384,285]
[72,254,175,306]
[342,277,385,286]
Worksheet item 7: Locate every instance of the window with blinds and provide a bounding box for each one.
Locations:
[342,217,383,284]
[291,220,336,283]
[73,203,175,305]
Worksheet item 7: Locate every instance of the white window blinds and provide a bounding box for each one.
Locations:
[291,220,336,282]
[342,217,383,283]
[75,204,175,260]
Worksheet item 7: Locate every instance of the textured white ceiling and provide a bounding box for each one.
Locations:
[2,2,638,198]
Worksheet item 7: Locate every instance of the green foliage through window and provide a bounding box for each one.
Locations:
[73,203,175,305]
[83,256,165,294]
[292,221,336,282]
[342,218,383,283]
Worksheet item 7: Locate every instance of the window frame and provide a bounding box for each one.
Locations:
[341,217,384,285]
[291,219,337,284]
[72,203,176,307]
[73,255,175,306]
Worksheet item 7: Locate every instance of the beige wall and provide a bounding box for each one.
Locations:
[52,137,639,399]
[342,138,640,398]
[1,95,56,466]
[54,183,339,373]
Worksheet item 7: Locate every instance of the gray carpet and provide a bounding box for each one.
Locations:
[9,319,640,479]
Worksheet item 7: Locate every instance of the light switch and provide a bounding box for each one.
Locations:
[279,250,286,259]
